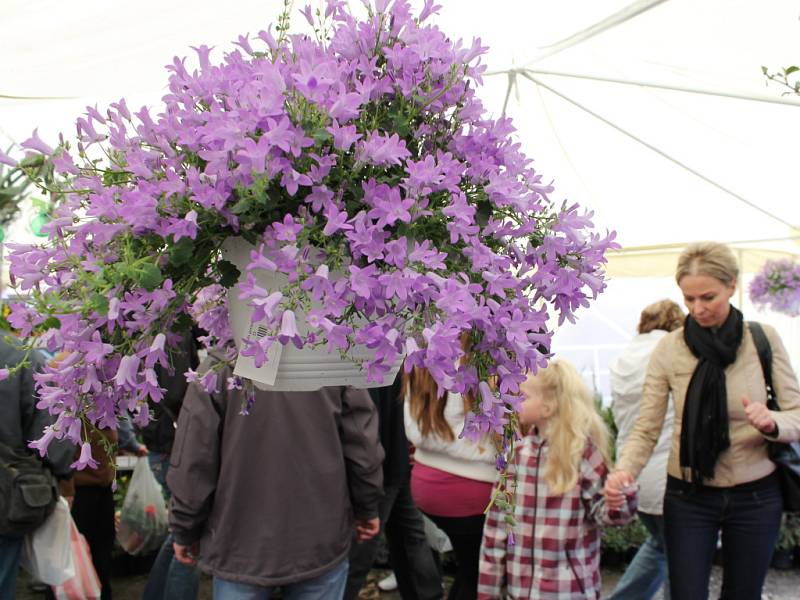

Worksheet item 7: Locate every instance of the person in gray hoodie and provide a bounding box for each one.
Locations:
[0,339,74,598]
[167,357,384,599]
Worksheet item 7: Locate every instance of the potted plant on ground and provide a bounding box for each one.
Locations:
[4,0,616,513]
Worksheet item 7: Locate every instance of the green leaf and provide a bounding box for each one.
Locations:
[19,154,45,169]
[169,236,195,267]
[312,127,332,145]
[230,197,254,215]
[42,316,61,330]
[217,260,241,288]
[135,263,163,291]
[784,66,800,75]
[88,293,110,315]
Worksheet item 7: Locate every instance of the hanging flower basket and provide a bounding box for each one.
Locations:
[5,0,617,506]
[750,258,800,316]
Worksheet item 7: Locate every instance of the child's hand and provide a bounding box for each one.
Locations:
[604,470,634,510]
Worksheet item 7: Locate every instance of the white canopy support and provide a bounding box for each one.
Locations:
[524,0,671,66]
[518,70,799,234]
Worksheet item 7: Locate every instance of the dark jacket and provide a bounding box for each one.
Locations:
[140,336,199,455]
[167,360,384,587]
[368,372,410,489]
[0,340,73,478]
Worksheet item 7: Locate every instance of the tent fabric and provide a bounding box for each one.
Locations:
[2,0,799,397]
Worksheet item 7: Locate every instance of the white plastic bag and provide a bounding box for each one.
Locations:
[52,517,101,599]
[21,497,75,585]
[116,458,168,555]
[422,513,452,553]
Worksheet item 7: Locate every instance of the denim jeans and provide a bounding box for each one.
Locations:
[607,512,669,600]
[0,535,23,599]
[213,558,348,600]
[345,478,442,600]
[663,472,782,600]
[142,453,201,600]
[142,532,201,600]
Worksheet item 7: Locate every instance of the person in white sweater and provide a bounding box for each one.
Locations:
[607,299,684,600]
[404,366,495,600]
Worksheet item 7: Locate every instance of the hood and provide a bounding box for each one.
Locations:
[609,330,668,397]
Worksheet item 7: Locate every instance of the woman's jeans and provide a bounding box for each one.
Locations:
[607,512,669,600]
[213,558,348,600]
[663,472,782,600]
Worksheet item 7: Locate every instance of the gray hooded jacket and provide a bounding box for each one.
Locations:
[0,340,73,478]
[168,360,384,587]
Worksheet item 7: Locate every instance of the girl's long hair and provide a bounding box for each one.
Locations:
[402,336,473,442]
[535,360,611,495]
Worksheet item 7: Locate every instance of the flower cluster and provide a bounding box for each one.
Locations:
[750,258,800,316]
[6,0,616,500]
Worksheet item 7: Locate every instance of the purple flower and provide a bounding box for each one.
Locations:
[0,149,17,167]
[278,309,303,348]
[20,128,54,155]
[114,355,140,388]
[357,132,411,166]
[71,441,99,471]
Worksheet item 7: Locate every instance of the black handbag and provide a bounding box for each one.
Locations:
[749,322,800,512]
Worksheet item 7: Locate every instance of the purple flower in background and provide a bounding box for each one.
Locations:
[750,259,800,316]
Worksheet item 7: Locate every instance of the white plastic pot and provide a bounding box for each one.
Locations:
[221,237,403,391]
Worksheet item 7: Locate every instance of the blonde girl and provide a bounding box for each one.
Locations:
[478,360,636,600]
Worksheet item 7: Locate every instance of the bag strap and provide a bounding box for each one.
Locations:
[748,322,778,411]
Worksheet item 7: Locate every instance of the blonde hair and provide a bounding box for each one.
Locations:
[528,360,611,495]
[675,241,739,286]
[637,299,684,334]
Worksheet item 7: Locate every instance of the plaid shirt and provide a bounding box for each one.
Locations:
[478,433,637,599]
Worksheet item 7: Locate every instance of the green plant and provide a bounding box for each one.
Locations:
[777,513,800,551]
[762,65,800,96]
[595,392,618,462]
[601,516,648,554]
[0,152,51,229]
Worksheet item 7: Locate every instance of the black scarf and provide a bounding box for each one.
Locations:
[680,306,743,482]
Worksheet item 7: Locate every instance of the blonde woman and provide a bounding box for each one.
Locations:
[606,242,800,600]
[404,366,496,600]
[478,360,636,599]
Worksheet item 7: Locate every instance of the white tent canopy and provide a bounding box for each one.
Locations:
[3,0,799,397]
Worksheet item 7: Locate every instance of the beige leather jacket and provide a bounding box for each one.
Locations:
[616,322,800,487]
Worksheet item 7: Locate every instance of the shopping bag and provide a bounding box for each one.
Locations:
[116,458,168,555]
[51,518,101,600]
[21,496,75,585]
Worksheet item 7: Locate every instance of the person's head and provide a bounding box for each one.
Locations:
[675,242,738,328]
[402,334,473,441]
[519,360,610,495]
[637,299,684,334]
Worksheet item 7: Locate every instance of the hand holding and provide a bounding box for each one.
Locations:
[604,470,634,510]
[173,542,200,566]
[742,396,777,434]
[355,517,380,542]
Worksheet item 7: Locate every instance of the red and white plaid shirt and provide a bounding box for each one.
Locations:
[478,432,637,599]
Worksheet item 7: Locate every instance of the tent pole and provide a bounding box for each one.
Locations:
[738,248,745,309]
[524,0,670,66]
[513,68,800,108]
[519,71,800,234]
